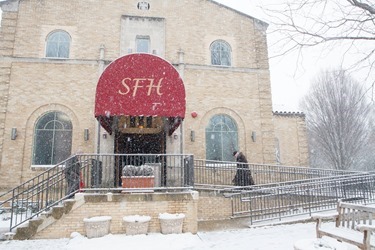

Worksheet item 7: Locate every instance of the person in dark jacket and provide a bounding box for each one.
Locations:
[64,155,81,198]
[232,151,255,186]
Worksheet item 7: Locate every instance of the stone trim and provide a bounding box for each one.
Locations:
[273,111,306,118]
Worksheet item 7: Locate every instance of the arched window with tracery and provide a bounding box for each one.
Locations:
[210,40,232,66]
[45,30,71,58]
[32,111,72,166]
[206,114,238,161]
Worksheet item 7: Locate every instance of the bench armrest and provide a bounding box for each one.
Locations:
[356,224,375,232]
[311,212,338,220]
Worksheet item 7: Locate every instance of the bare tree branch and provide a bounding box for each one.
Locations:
[347,0,375,14]
[263,0,375,81]
[301,69,373,170]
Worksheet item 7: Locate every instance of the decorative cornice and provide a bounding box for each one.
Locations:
[273,111,305,118]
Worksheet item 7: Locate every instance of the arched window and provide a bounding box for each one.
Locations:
[206,114,238,161]
[32,111,72,165]
[45,30,71,58]
[210,40,231,66]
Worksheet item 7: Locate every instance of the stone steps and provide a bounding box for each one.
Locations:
[12,199,76,240]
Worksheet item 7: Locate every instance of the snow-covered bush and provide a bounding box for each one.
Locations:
[122,165,154,176]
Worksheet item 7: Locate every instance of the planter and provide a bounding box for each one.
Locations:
[123,215,151,235]
[83,216,111,239]
[121,176,154,188]
[158,213,185,234]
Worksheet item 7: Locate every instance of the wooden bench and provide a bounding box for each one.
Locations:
[312,201,375,250]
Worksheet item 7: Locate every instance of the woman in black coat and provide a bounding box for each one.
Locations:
[232,151,255,186]
[64,155,81,197]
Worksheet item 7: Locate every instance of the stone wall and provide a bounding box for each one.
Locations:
[0,0,307,189]
[0,8,18,183]
[197,191,232,221]
[273,112,309,167]
[34,191,199,239]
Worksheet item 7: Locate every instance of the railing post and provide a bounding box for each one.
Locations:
[9,189,15,232]
[45,171,50,208]
[277,188,282,221]
[189,155,194,187]
[231,196,234,218]
[184,155,194,187]
[307,189,312,216]
[249,195,253,225]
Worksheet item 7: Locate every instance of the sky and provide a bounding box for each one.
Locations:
[213,0,373,112]
[213,0,309,112]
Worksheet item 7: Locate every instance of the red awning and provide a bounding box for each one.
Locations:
[95,54,186,135]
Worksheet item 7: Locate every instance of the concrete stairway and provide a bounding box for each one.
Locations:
[12,199,77,240]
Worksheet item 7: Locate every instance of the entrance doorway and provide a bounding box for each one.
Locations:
[114,131,166,186]
[94,54,187,188]
[115,132,165,155]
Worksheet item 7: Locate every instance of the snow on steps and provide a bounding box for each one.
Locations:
[13,195,84,240]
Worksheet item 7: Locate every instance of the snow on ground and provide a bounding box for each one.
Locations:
[0,222,358,250]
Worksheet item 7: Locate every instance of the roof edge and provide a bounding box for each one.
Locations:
[209,0,269,28]
[273,111,305,118]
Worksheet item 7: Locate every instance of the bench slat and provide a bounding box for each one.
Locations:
[315,202,375,250]
[319,227,370,248]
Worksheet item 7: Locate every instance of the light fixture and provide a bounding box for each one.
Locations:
[173,133,178,140]
[190,131,195,142]
[251,131,256,142]
[103,132,107,139]
[11,128,17,140]
[84,129,89,141]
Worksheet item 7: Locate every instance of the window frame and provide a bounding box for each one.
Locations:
[45,30,71,59]
[32,111,73,167]
[210,40,232,67]
[205,114,238,162]
[136,35,150,53]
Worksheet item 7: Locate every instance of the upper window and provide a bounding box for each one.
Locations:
[210,40,232,66]
[206,114,238,161]
[136,36,150,53]
[32,111,72,165]
[45,30,71,58]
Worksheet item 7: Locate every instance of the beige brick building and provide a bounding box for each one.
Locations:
[273,111,309,166]
[0,0,309,189]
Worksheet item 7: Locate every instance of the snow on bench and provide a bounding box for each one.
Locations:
[312,201,375,250]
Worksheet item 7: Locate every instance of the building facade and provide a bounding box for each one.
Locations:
[0,0,308,189]
[273,111,309,166]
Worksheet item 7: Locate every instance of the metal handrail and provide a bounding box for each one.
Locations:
[0,155,370,232]
[223,172,371,194]
[0,153,194,232]
[229,172,375,224]
[0,155,86,231]
[194,159,359,187]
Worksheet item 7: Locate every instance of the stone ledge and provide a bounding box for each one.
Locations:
[80,191,199,203]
